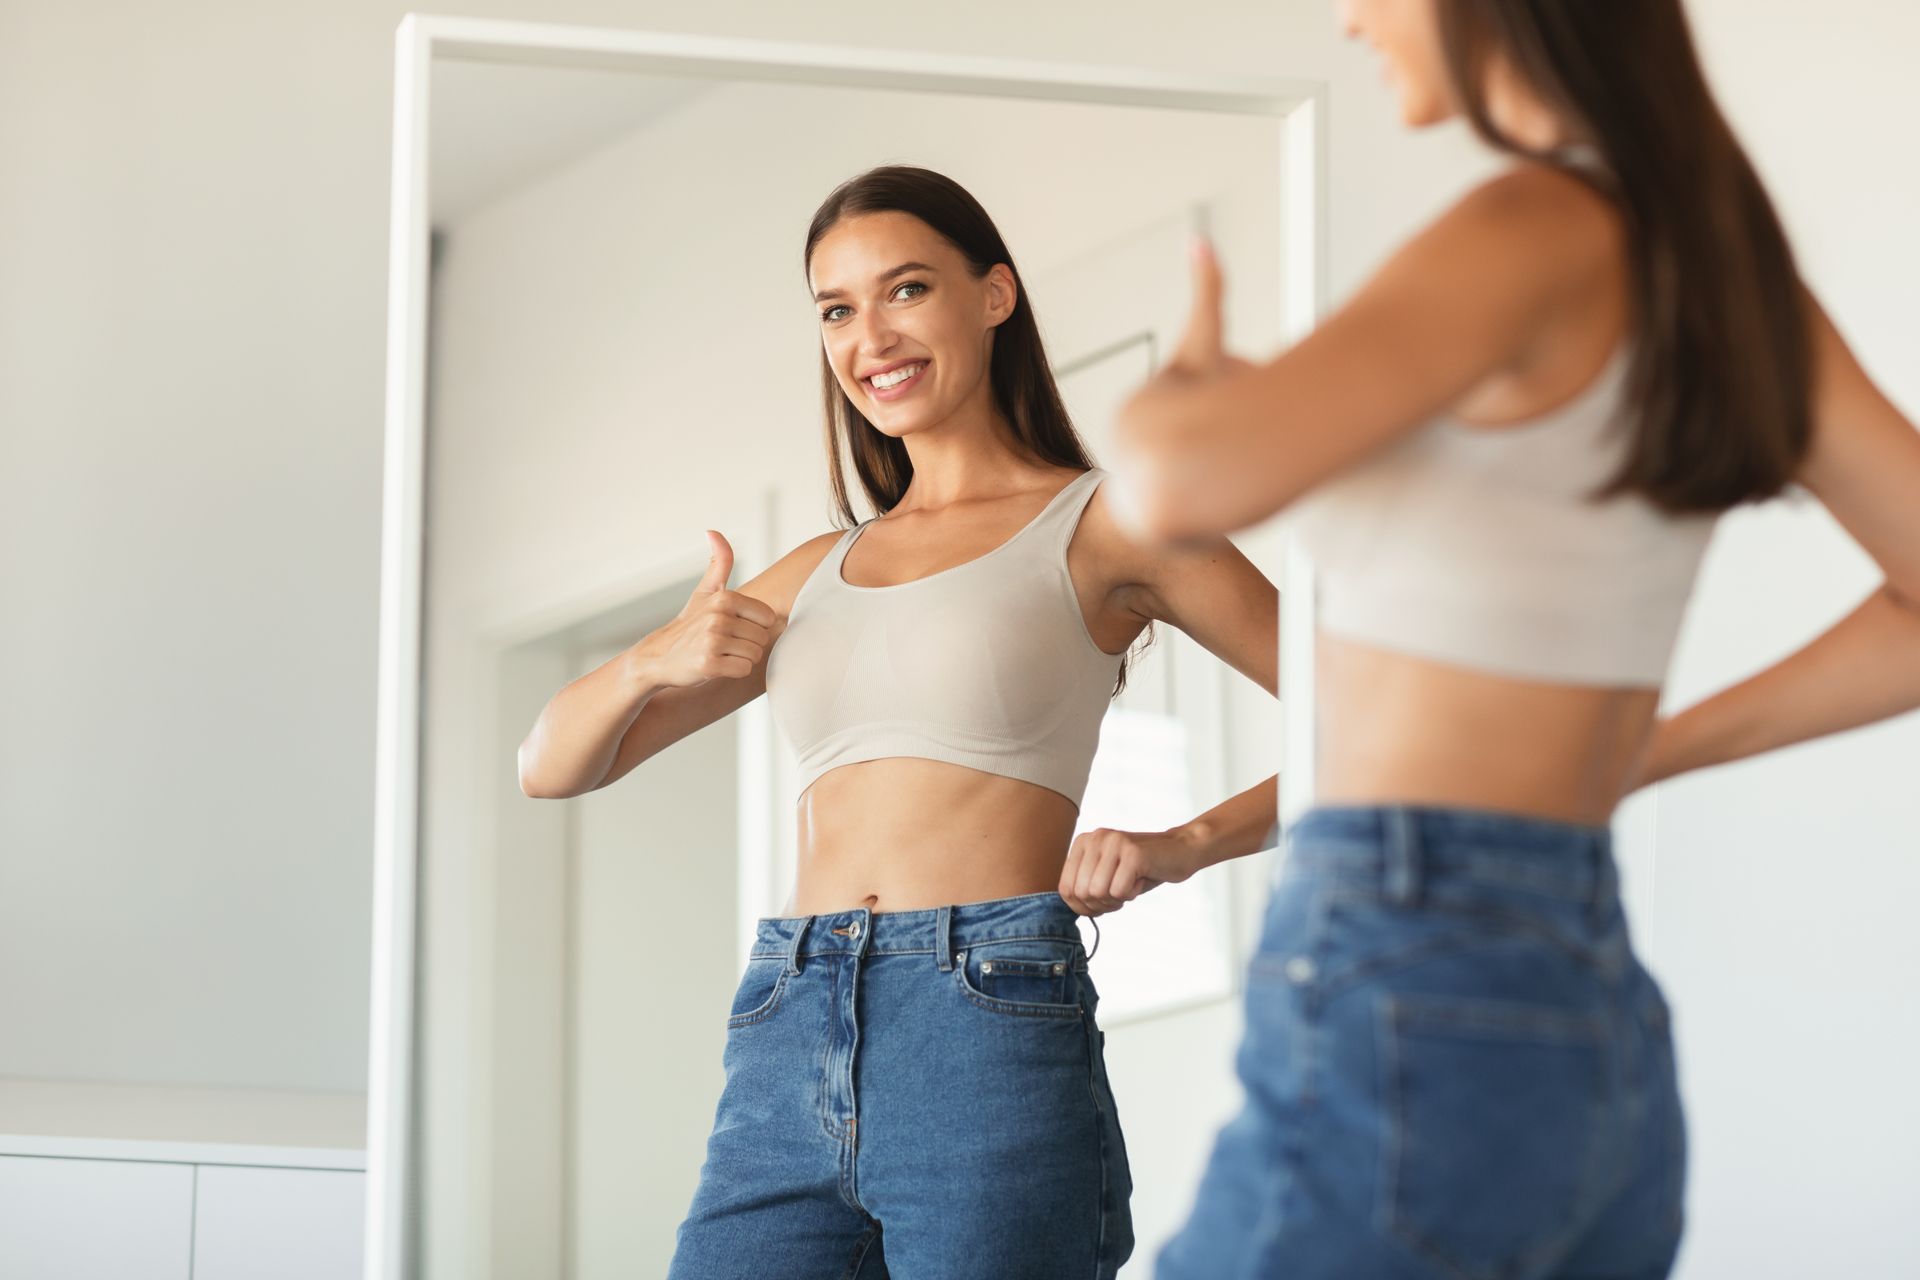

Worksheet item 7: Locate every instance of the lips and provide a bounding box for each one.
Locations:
[864,360,929,398]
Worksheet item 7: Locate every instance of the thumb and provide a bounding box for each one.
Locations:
[691,529,733,596]
[1171,234,1225,369]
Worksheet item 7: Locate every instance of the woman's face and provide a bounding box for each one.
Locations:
[808,210,1015,440]
[1339,0,1459,128]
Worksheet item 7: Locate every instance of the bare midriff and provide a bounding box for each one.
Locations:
[786,758,1080,915]
[1311,632,1660,826]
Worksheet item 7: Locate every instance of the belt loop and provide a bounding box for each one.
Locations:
[785,916,813,976]
[935,905,954,972]
[1589,835,1618,927]
[1383,808,1421,905]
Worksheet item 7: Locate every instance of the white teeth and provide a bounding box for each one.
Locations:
[870,362,924,389]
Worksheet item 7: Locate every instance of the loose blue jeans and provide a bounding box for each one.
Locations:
[1158,805,1686,1280]
[668,889,1134,1279]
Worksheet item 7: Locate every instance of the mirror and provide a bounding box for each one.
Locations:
[375,19,1322,1278]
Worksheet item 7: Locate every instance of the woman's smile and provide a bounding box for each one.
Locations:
[865,358,930,401]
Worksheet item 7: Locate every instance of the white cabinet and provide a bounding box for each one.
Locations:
[0,1137,364,1280]
[0,1155,195,1280]
[192,1166,365,1280]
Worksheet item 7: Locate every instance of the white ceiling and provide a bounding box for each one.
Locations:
[429,58,713,228]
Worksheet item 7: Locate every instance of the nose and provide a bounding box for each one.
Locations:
[852,309,899,358]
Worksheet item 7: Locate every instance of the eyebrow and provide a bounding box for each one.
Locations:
[813,261,938,304]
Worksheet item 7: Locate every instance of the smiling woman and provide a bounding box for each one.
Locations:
[513,163,1285,1278]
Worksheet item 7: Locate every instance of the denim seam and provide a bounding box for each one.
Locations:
[839,1218,883,1280]
[725,968,791,1028]
[1281,893,1605,999]
[1079,1013,1111,1277]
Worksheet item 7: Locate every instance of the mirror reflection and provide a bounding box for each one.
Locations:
[419,57,1291,1277]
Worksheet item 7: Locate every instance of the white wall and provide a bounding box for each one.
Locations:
[1630,4,1920,1275]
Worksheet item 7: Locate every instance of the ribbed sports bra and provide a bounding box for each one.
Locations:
[1289,343,1721,686]
[764,467,1123,807]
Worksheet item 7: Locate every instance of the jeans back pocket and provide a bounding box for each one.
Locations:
[1383,992,1610,1279]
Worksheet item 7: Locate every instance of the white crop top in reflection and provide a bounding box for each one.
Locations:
[1288,345,1720,686]
[764,467,1122,807]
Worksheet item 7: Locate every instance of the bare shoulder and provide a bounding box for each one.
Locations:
[1438,162,1625,279]
[1083,470,1243,608]
[736,526,848,617]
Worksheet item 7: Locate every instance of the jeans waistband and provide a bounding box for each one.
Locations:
[1286,804,1617,909]
[749,890,1091,975]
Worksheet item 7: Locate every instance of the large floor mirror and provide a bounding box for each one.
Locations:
[373,18,1324,1278]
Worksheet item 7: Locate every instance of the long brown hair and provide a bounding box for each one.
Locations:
[802,164,1150,691]
[1437,0,1812,513]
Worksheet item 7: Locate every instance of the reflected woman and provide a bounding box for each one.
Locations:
[516,164,1282,1279]
[1101,2,1920,1277]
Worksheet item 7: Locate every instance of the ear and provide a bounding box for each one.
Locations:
[984,262,1019,328]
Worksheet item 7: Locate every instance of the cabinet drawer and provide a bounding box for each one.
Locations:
[0,1155,194,1280]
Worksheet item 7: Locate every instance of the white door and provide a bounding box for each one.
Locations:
[566,638,739,1279]
[1030,208,1246,1024]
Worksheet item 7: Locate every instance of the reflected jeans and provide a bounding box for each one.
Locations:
[1158,805,1686,1280]
[667,889,1133,1279]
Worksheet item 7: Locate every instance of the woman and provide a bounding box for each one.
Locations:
[1091,3,1920,1277]
[516,165,1282,1279]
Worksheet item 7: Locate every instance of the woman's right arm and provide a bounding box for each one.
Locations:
[516,526,835,798]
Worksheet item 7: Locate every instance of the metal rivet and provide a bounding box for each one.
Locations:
[981,961,994,974]
[1285,955,1316,984]
[955,950,966,963]
[1052,963,1065,974]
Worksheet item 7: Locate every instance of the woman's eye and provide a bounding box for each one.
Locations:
[894,281,927,301]
[820,304,850,323]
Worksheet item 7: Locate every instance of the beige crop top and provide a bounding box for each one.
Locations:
[1288,343,1721,686]
[764,467,1123,807]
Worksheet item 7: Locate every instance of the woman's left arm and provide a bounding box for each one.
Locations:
[1059,530,1280,916]
[1637,290,1920,786]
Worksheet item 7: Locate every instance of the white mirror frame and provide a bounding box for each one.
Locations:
[372,14,1326,1278]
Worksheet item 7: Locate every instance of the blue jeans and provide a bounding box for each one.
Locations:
[1158,805,1686,1280]
[668,890,1134,1278]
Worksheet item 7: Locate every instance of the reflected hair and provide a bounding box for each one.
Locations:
[803,164,1151,692]
[1438,0,1813,513]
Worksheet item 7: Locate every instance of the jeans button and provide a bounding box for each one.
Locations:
[1284,955,1316,984]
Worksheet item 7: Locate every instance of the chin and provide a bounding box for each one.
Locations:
[1399,92,1454,128]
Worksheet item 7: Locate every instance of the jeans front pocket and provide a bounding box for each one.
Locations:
[953,936,1084,1018]
[1383,992,1610,1279]
[725,954,790,1029]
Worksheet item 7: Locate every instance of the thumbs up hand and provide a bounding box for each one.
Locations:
[1168,234,1250,378]
[633,529,781,690]
[1108,235,1254,540]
